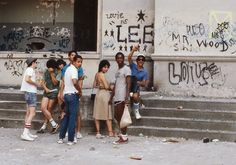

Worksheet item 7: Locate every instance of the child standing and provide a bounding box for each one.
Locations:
[20,57,39,141]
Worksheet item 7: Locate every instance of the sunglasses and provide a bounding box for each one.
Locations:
[137,58,145,61]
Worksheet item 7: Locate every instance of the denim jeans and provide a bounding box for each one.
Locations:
[59,93,79,142]
[24,92,37,107]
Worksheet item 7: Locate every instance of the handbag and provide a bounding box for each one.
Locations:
[120,105,132,128]
[90,88,96,100]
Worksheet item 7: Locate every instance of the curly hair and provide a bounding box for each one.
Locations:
[46,59,57,69]
[115,52,124,59]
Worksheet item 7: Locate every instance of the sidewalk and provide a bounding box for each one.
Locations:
[1,128,236,165]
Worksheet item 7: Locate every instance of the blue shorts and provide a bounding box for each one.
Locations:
[24,92,37,107]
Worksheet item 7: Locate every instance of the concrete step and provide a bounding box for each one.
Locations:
[128,126,236,142]
[140,107,236,121]
[0,92,43,101]
[142,97,236,110]
[0,101,41,110]
[0,108,44,120]
[132,116,236,132]
[0,117,95,133]
[0,118,43,130]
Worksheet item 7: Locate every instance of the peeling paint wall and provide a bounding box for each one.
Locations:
[0,0,73,52]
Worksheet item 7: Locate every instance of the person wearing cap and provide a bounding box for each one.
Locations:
[128,45,149,119]
[20,57,39,141]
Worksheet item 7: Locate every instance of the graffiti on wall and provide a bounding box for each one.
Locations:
[4,54,26,77]
[168,61,226,88]
[103,9,154,53]
[0,24,72,52]
[157,11,236,54]
[3,53,65,77]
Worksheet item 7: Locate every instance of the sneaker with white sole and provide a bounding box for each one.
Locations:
[134,109,141,119]
[21,133,34,141]
[113,136,128,145]
[57,139,64,144]
[28,133,38,139]
[67,141,74,146]
[73,137,77,144]
[77,132,83,139]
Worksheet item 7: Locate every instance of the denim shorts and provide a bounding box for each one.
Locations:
[24,92,37,107]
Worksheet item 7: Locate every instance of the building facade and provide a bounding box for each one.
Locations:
[0,0,236,98]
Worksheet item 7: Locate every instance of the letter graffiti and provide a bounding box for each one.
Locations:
[103,9,154,52]
[4,54,26,76]
[186,23,205,36]
[168,62,225,87]
[0,24,72,51]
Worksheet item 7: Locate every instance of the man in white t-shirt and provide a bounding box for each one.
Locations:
[109,52,131,144]
[20,57,39,141]
[57,54,82,146]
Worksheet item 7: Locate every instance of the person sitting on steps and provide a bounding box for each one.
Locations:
[128,45,149,120]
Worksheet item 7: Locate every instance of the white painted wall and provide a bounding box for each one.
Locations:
[102,0,155,56]
[0,53,99,88]
[153,0,236,98]
[155,0,236,55]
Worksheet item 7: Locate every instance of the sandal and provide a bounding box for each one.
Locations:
[96,133,104,139]
[108,131,115,137]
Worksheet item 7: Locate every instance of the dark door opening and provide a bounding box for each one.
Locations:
[74,0,98,51]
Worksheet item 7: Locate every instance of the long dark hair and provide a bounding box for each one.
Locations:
[98,59,110,72]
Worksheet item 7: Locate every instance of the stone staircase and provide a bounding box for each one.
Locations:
[1,89,236,141]
[0,90,95,133]
[128,96,236,142]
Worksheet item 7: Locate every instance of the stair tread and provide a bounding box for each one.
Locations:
[0,100,41,103]
[143,96,236,103]
[141,107,236,113]
[0,108,42,112]
[138,116,236,123]
[129,126,236,134]
[0,117,43,122]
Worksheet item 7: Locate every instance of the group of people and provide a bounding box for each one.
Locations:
[20,44,149,145]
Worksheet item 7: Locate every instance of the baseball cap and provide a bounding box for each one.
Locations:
[26,57,37,66]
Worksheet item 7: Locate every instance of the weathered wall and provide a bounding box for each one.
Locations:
[153,0,236,98]
[0,0,73,52]
[0,53,99,88]
[101,0,155,86]
[155,0,236,55]
[102,0,155,56]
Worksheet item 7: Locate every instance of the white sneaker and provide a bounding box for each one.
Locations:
[134,109,141,119]
[77,132,83,139]
[28,132,38,139]
[57,139,64,144]
[73,137,77,144]
[21,133,34,141]
[67,141,74,146]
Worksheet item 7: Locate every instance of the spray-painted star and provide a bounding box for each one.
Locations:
[137,10,145,22]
